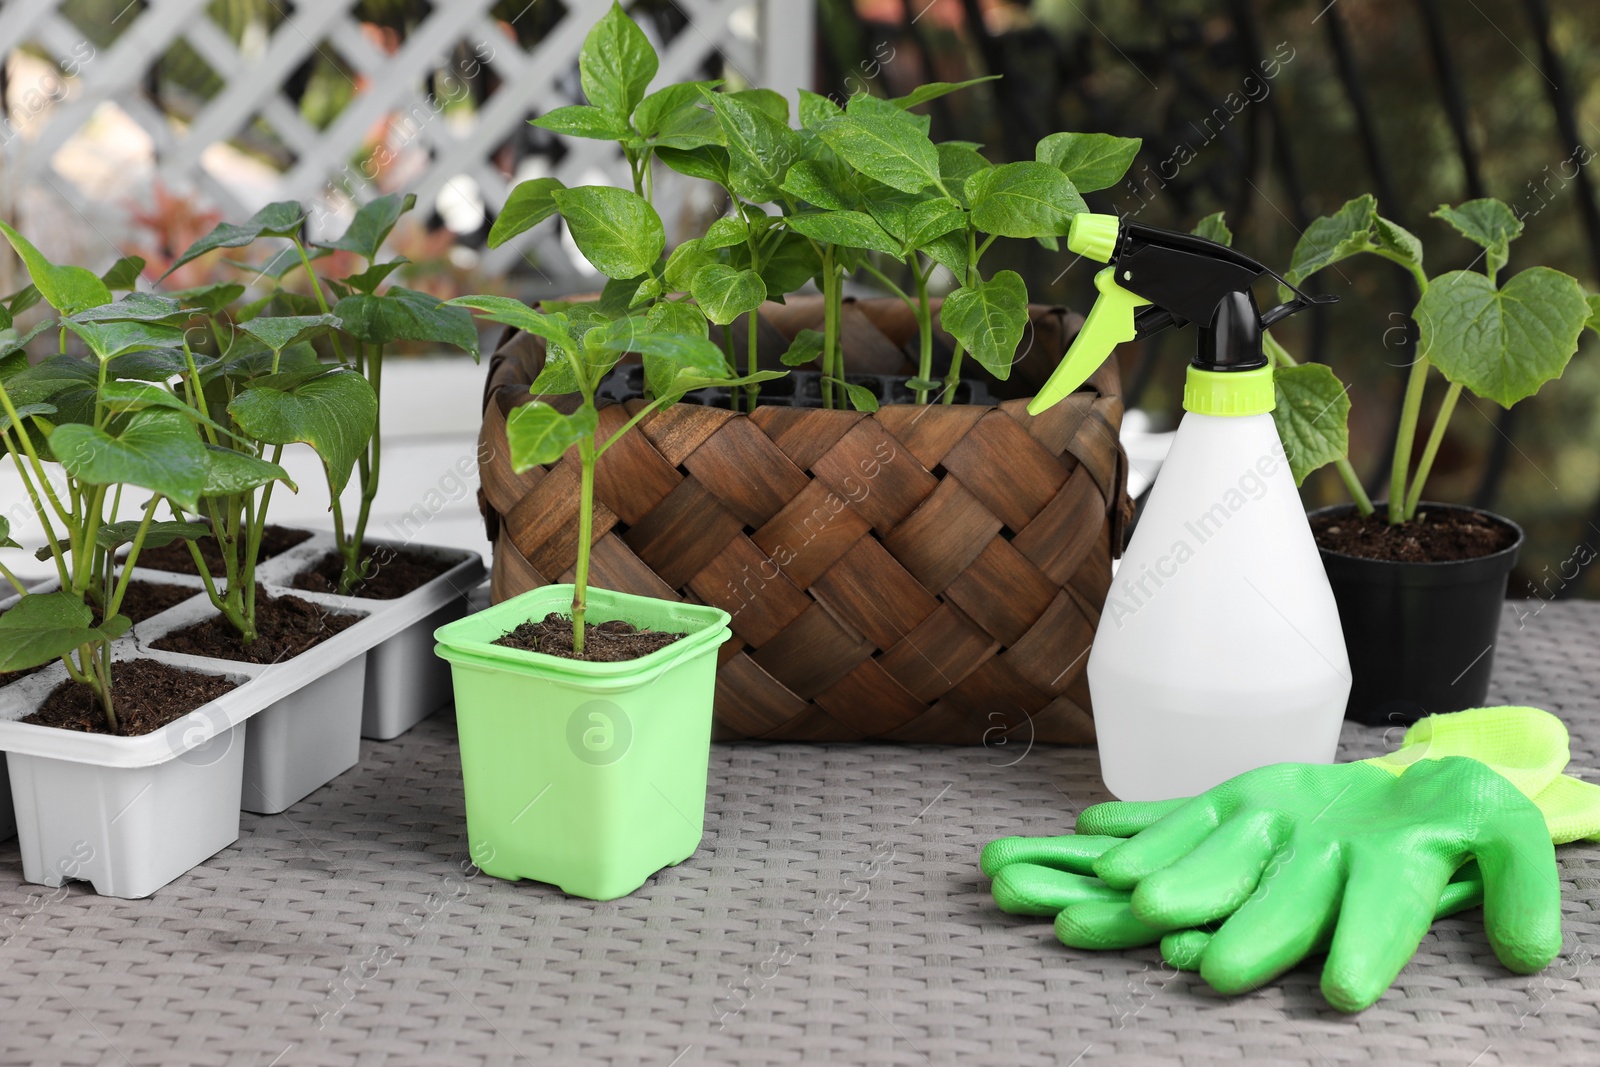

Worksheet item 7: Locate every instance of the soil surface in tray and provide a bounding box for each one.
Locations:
[0,580,194,689]
[494,613,686,662]
[288,546,454,599]
[150,588,361,664]
[1312,508,1519,563]
[23,659,237,736]
[132,524,312,576]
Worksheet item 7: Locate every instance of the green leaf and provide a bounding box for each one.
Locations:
[168,282,246,314]
[702,216,749,251]
[338,259,407,295]
[655,145,733,186]
[757,233,823,295]
[579,1,657,121]
[488,177,567,250]
[71,292,188,324]
[922,230,968,279]
[530,104,631,140]
[0,401,56,436]
[690,265,767,326]
[0,321,53,371]
[6,283,43,318]
[100,256,146,291]
[1417,266,1589,407]
[334,288,478,357]
[105,348,189,382]
[163,201,307,278]
[2,352,97,412]
[819,102,942,195]
[239,313,341,353]
[938,143,991,205]
[966,162,1085,239]
[785,210,902,256]
[780,328,825,367]
[730,88,790,123]
[61,319,186,361]
[98,520,211,553]
[0,516,17,550]
[552,186,665,280]
[0,220,112,314]
[645,300,709,339]
[1271,362,1350,485]
[634,80,725,149]
[201,444,297,495]
[710,91,801,203]
[96,380,195,417]
[1587,294,1600,337]
[318,192,416,261]
[1191,212,1233,247]
[890,76,1000,111]
[669,239,722,294]
[780,159,851,210]
[0,592,129,673]
[669,368,785,397]
[798,89,842,128]
[228,369,377,495]
[939,271,1029,380]
[1035,132,1141,194]
[1286,194,1377,287]
[905,198,967,249]
[826,376,880,412]
[506,401,597,471]
[1374,216,1422,273]
[1431,198,1523,278]
[444,295,573,356]
[49,409,208,509]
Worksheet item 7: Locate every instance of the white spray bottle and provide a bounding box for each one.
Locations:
[1028,215,1351,801]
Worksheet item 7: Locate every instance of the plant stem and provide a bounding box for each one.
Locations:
[343,345,383,591]
[292,238,348,366]
[107,495,159,617]
[1389,356,1432,524]
[821,247,838,409]
[572,436,596,654]
[1334,458,1376,516]
[1,427,70,588]
[942,343,967,404]
[0,559,26,597]
[744,311,760,414]
[92,641,115,733]
[1403,381,1462,521]
[914,261,934,404]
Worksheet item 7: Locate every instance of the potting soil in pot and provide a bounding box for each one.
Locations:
[132,525,312,575]
[1312,509,1518,562]
[493,613,686,662]
[288,546,455,599]
[150,590,361,663]
[22,659,237,736]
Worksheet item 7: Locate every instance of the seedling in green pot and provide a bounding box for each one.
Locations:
[445,294,779,652]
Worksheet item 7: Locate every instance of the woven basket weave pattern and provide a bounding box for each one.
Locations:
[478,299,1131,744]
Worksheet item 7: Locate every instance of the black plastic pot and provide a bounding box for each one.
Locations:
[1312,503,1523,727]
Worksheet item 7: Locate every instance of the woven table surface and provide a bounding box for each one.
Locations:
[2,601,1598,1067]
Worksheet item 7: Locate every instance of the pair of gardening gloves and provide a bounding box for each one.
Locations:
[982,706,1600,1012]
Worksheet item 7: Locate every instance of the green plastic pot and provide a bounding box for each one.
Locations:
[433,585,731,901]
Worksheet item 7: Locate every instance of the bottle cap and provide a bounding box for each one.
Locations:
[1183,365,1275,416]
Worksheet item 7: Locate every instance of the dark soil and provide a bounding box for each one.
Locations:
[150,588,361,664]
[1312,507,1519,563]
[288,547,454,599]
[494,612,686,662]
[23,659,237,736]
[132,525,312,576]
[0,580,194,690]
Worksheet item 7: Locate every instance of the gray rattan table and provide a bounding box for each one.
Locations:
[2,601,1598,1066]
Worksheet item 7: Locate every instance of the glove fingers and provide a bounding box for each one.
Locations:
[1091,796,1225,890]
[979,834,1124,879]
[1476,808,1564,974]
[1129,811,1291,929]
[1055,901,1165,950]
[990,863,1128,916]
[1438,865,1484,919]
[1160,929,1211,971]
[1531,774,1600,844]
[1197,845,1343,995]
[1076,797,1189,837]
[1321,847,1455,1012]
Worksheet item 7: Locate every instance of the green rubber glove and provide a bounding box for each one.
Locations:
[982,707,1590,1012]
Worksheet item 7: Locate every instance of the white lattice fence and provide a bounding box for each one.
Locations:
[0,0,815,287]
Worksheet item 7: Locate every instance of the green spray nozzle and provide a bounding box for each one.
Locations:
[1027,266,1149,416]
[1028,213,1335,417]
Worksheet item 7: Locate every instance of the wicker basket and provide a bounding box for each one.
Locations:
[477,297,1132,744]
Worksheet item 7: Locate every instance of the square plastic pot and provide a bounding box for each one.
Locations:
[143,530,485,742]
[0,644,251,899]
[434,586,732,901]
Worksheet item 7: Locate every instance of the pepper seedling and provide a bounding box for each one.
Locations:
[445,294,780,651]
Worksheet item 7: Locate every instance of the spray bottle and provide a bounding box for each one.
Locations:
[1029,215,1351,801]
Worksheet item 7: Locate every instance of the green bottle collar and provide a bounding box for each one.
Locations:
[1183,365,1275,416]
